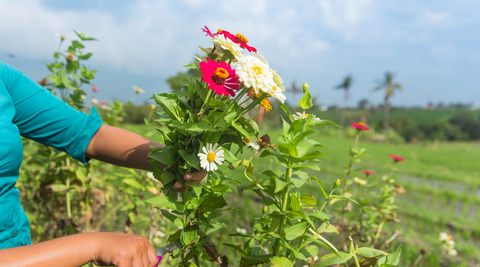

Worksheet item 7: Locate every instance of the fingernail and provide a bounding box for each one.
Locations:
[174,182,181,188]
[185,174,192,180]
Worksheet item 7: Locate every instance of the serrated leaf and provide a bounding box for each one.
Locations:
[178,149,200,169]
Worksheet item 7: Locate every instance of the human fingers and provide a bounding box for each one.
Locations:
[146,239,159,267]
[173,181,186,193]
[184,169,207,184]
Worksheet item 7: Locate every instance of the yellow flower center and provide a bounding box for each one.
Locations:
[207,152,216,163]
[217,29,223,33]
[272,86,277,91]
[305,114,309,116]
[243,137,251,143]
[260,98,272,113]
[235,33,248,44]
[359,122,365,126]
[212,67,229,85]
[252,66,262,75]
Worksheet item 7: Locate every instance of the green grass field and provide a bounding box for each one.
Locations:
[123,123,480,266]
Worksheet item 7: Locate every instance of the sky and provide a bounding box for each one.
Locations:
[0,0,479,107]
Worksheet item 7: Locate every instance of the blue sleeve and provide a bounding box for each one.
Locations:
[0,62,103,164]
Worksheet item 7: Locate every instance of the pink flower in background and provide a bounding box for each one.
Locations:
[390,154,405,163]
[351,122,370,131]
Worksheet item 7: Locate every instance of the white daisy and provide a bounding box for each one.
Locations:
[132,85,145,94]
[55,33,67,41]
[235,227,247,235]
[211,35,244,60]
[448,249,457,257]
[242,137,260,150]
[198,143,225,172]
[233,55,276,95]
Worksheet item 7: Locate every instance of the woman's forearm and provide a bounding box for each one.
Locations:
[0,232,158,267]
[85,125,164,171]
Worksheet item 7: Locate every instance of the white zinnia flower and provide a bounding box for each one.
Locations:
[243,137,260,150]
[132,85,145,94]
[235,227,247,235]
[211,35,244,60]
[233,55,275,95]
[353,177,367,185]
[305,256,318,265]
[292,112,321,122]
[439,232,449,241]
[55,33,67,41]
[198,143,224,172]
[91,98,98,105]
[146,172,155,180]
[448,249,457,257]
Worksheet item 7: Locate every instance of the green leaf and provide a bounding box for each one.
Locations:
[307,119,341,131]
[153,94,185,121]
[61,75,76,90]
[270,256,293,267]
[73,29,97,41]
[277,103,294,122]
[223,243,247,255]
[77,53,92,60]
[178,149,200,169]
[287,163,320,171]
[317,223,339,234]
[298,245,318,260]
[201,195,227,212]
[241,118,260,136]
[329,195,360,206]
[160,209,183,226]
[356,247,388,258]
[183,63,199,69]
[208,98,227,111]
[298,91,313,110]
[300,193,317,205]
[290,193,301,211]
[231,121,252,139]
[160,171,176,186]
[181,223,199,246]
[317,252,352,267]
[307,212,332,221]
[211,184,230,192]
[240,255,272,266]
[284,221,308,240]
[288,210,315,228]
[149,146,175,167]
[380,264,397,267]
[311,176,328,199]
[378,244,402,265]
[291,171,309,188]
[122,178,142,189]
[71,40,85,49]
[50,184,68,192]
[146,195,184,210]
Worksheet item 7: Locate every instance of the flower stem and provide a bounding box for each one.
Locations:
[373,218,387,247]
[340,133,360,249]
[212,86,248,127]
[273,156,293,256]
[198,89,213,118]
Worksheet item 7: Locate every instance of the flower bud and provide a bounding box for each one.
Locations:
[333,179,341,189]
[66,53,73,62]
[302,82,309,93]
[151,104,156,110]
[262,206,268,214]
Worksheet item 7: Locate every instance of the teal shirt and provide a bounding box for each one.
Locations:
[0,61,103,249]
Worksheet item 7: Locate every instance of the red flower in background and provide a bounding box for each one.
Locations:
[200,58,240,97]
[390,154,405,163]
[92,86,99,92]
[351,122,370,131]
[361,169,375,176]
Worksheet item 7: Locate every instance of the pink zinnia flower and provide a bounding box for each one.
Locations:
[390,154,405,163]
[361,170,375,176]
[199,59,240,97]
[351,122,370,131]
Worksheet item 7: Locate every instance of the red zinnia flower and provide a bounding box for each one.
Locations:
[351,122,370,131]
[202,26,257,53]
[361,169,375,176]
[199,59,240,97]
[390,154,405,163]
[92,86,99,92]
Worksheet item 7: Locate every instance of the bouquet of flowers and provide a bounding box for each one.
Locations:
[145,26,402,267]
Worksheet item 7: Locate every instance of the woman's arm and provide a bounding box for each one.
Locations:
[85,125,206,192]
[0,232,158,267]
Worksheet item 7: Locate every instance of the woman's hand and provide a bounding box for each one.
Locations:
[173,169,207,193]
[91,233,158,267]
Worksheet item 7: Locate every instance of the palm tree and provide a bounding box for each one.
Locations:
[373,72,403,143]
[335,75,353,137]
